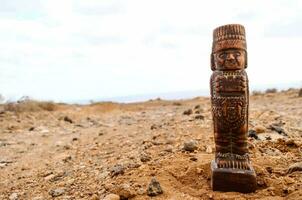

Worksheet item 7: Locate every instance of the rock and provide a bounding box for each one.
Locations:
[110,164,125,177]
[147,177,163,196]
[29,127,35,131]
[140,153,152,162]
[285,139,299,147]
[183,139,198,152]
[269,124,287,136]
[150,124,162,130]
[254,125,266,133]
[248,130,259,140]
[194,105,201,109]
[9,193,18,200]
[103,194,120,200]
[164,145,173,153]
[44,174,56,181]
[91,194,99,200]
[286,162,302,174]
[108,184,135,199]
[64,116,73,123]
[194,115,205,120]
[49,188,65,197]
[190,157,198,161]
[206,145,213,153]
[183,109,193,115]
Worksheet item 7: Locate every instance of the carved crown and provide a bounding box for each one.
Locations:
[212,24,247,53]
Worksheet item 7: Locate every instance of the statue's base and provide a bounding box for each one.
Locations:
[211,160,257,193]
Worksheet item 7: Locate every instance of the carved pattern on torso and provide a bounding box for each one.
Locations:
[211,70,248,130]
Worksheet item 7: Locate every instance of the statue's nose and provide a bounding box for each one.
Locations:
[226,53,235,60]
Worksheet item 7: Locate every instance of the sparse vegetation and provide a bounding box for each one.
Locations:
[3,100,57,112]
[252,90,262,96]
[265,88,278,93]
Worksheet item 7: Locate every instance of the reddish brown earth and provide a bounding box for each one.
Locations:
[0,89,301,200]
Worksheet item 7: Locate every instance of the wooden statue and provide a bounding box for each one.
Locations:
[210,24,256,193]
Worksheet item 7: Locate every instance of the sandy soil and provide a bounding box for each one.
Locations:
[0,89,301,200]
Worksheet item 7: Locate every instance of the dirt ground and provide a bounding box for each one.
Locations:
[0,89,301,200]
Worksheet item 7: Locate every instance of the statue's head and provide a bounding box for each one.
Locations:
[211,24,247,71]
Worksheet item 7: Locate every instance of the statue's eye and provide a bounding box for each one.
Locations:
[235,52,241,57]
[219,53,226,59]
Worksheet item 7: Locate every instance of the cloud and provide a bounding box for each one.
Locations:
[0,0,301,102]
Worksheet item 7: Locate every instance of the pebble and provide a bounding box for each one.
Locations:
[254,125,266,133]
[286,162,302,174]
[164,145,173,153]
[248,130,259,140]
[183,109,193,115]
[140,153,152,162]
[206,145,213,153]
[147,177,163,196]
[91,194,99,200]
[269,125,287,136]
[183,139,198,152]
[64,116,73,123]
[49,188,65,197]
[103,194,120,200]
[110,164,125,177]
[194,115,205,120]
[9,193,18,200]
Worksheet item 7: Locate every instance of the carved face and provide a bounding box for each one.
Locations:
[214,49,245,70]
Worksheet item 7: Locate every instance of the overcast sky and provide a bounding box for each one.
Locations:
[0,0,301,102]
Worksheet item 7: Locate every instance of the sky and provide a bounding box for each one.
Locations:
[0,0,301,103]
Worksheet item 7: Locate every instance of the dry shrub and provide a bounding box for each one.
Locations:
[252,90,262,96]
[265,88,277,93]
[3,100,57,112]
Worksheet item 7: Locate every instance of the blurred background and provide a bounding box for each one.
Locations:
[0,0,301,103]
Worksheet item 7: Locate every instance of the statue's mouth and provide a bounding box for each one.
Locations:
[224,60,238,67]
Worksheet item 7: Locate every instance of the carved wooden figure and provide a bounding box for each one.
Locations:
[210,24,257,193]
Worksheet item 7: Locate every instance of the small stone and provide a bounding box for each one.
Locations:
[29,127,35,131]
[140,153,151,162]
[183,139,198,152]
[286,162,302,174]
[194,115,205,120]
[269,125,287,136]
[194,105,201,109]
[147,177,163,196]
[254,125,266,133]
[110,164,125,177]
[248,130,259,140]
[190,157,197,161]
[206,145,213,153]
[49,188,65,197]
[91,194,99,200]
[164,145,173,153]
[44,174,56,181]
[103,194,120,200]
[9,193,18,200]
[285,139,299,147]
[196,167,204,174]
[64,116,73,123]
[183,109,193,115]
